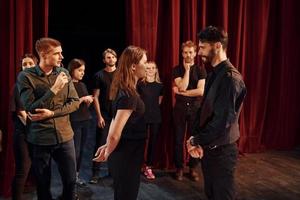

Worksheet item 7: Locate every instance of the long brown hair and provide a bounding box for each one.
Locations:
[109,46,146,100]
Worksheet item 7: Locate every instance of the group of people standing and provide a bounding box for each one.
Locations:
[10,25,246,200]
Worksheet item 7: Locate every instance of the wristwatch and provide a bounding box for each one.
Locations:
[189,137,197,146]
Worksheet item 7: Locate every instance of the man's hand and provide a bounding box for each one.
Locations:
[28,108,54,121]
[186,136,204,159]
[183,62,191,71]
[93,144,109,162]
[173,86,179,94]
[51,72,69,94]
[188,146,204,158]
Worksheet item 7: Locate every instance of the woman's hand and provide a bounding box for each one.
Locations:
[93,144,109,162]
[80,95,94,105]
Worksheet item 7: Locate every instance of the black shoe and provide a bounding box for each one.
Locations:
[189,168,200,182]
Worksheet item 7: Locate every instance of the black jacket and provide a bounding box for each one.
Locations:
[192,60,247,147]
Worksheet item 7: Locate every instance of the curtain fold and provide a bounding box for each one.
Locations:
[1,0,299,190]
[126,0,300,168]
[0,0,48,197]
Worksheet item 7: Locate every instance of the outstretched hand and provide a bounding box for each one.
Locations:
[93,144,109,162]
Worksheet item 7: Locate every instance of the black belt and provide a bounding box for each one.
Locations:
[203,143,235,151]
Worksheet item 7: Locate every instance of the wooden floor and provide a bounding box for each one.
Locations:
[2,149,299,200]
[1,112,299,200]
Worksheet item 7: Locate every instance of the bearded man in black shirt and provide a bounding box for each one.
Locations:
[187,26,247,200]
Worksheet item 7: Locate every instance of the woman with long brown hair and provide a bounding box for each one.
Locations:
[93,45,147,200]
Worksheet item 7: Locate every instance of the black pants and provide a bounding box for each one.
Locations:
[145,123,160,166]
[173,101,200,169]
[11,118,31,200]
[72,120,90,172]
[28,140,76,200]
[108,139,146,200]
[92,119,111,175]
[201,143,238,200]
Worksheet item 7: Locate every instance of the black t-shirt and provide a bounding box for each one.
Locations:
[70,81,92,122]
[93,70,115,120]
[10,84,26,129]
[112,89,146,140]
[137,81,163,123]
[10,84,24,113]
[172,64,207,102]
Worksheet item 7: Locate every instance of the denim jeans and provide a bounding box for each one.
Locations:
[28,139,76,200]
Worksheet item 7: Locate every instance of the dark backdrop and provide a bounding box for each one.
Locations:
[48,0,126,91]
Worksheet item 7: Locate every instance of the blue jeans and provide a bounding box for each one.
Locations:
[28,139,76,200]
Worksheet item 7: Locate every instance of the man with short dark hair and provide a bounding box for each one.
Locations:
[187,26,247,200]
[17,37,80,200]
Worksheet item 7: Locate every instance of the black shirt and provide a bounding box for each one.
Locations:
[70,81,92,122]
[10,84,26,131]
[93,70,115,120]
[137,81,163,123]
[172,64,207,102]
[193,60,247,147]
[10,84,24,113]
[112,90,146,140]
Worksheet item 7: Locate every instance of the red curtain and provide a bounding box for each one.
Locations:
[0,0,48,197]
[126,0,300,168]
[1,0,300,194]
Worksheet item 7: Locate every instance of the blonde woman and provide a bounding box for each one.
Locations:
[137,62,163,179]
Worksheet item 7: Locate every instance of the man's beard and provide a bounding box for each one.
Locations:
[201,49,216,64]
[106,63,116,67]
[184,57,193,63]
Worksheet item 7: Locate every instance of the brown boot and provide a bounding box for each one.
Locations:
[189,168,200,182]
[175,168,183,181]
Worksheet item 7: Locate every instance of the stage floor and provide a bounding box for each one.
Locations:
[2,112,300,200]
